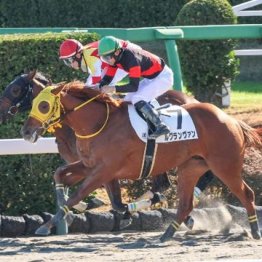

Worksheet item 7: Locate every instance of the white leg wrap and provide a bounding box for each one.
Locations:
[127,199,152,212]
[72,201,88,212]
[136,190,154,201]
[64,195,88,212]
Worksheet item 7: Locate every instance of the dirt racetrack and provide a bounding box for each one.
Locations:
[1,203,262,262]
[1,228,262,262]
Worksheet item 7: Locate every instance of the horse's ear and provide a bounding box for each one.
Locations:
[47,78,53,85]
[51,82,66,95]
[26,69,37,81]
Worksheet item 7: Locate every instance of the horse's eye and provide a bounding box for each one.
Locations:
[10,85,21,97]
[38,101,50,114]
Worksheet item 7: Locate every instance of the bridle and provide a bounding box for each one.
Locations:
[0,73,49,117]
[30,89,110,139]
[1,75,33,116]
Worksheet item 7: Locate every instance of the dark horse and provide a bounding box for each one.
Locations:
[0,71,213,225]
[21,81,262,241]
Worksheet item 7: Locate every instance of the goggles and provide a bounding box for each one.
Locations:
[100,54,114,64]
[62,56,77,67]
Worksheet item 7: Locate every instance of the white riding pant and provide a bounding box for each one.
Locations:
[124,65,174,105]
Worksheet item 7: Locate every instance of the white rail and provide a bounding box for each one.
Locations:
[0,137,58,155]
[235,49,262,56]
[233,1,262,56]
[233,0,262,16]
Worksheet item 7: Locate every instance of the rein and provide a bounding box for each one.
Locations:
[45,93,110,139]
[73,94,110,139]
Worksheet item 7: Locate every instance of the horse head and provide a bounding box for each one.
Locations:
[21,81,117,143]
[21,83,65,143]
[0,70,51,124]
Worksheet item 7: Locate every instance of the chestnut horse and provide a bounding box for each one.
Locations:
[0,71,214,226]
[21,81,262,242]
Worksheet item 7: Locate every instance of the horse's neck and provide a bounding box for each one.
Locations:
[62,95,108,137]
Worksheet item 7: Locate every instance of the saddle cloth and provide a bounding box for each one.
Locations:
[128,100,198,143]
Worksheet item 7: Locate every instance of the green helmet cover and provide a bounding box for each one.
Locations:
[98,36,121,56]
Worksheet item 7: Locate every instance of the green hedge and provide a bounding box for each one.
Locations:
[0,32,99,215]
[0,0,261,28]
[0,0,189,28]
[0,32,99,90]
[175,0,239,105]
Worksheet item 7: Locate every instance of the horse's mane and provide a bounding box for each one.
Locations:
[62,81,123,108]
[34,71,51,86]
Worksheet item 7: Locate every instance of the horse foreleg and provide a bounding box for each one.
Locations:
[53,161,92,213]
[64,164,117,213]
[104,179,127,212]
[127,192,167,212]
[35,161,92,235]
[132,172,170,209]
[104,179,133,230]
[126,172,171,211]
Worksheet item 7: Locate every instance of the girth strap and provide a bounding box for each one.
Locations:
[138,138,158,179]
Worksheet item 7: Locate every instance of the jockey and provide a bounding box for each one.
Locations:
[59,38,140,87]
[98,36,173,139]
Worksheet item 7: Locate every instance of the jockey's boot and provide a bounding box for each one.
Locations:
[135,100,170,139]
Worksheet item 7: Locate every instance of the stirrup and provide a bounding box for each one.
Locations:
[149,125,170,139]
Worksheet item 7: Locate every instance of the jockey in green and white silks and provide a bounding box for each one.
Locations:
[98,36,174,139]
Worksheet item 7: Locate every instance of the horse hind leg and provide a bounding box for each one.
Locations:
[213,168,261,240]
[184,169,215,230]
[160,158,208,242]
[151,172,172,193]
[236,181,261,239]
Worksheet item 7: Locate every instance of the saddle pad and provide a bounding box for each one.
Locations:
[128,103,198,143]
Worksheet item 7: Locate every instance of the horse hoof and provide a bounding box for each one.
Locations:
[120,218,132,230]
[65,211,75,226]
[184,216,194,230]
[35,225,51,236]
[252,230,261,240]
[160,225,175,243]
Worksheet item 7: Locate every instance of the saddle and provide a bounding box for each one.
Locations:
[128,100,198,144]
[128,100,199,179]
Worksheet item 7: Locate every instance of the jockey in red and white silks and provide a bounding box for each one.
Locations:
[59,39,141,87]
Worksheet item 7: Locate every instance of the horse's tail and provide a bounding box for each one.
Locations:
[238,120,262,149]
